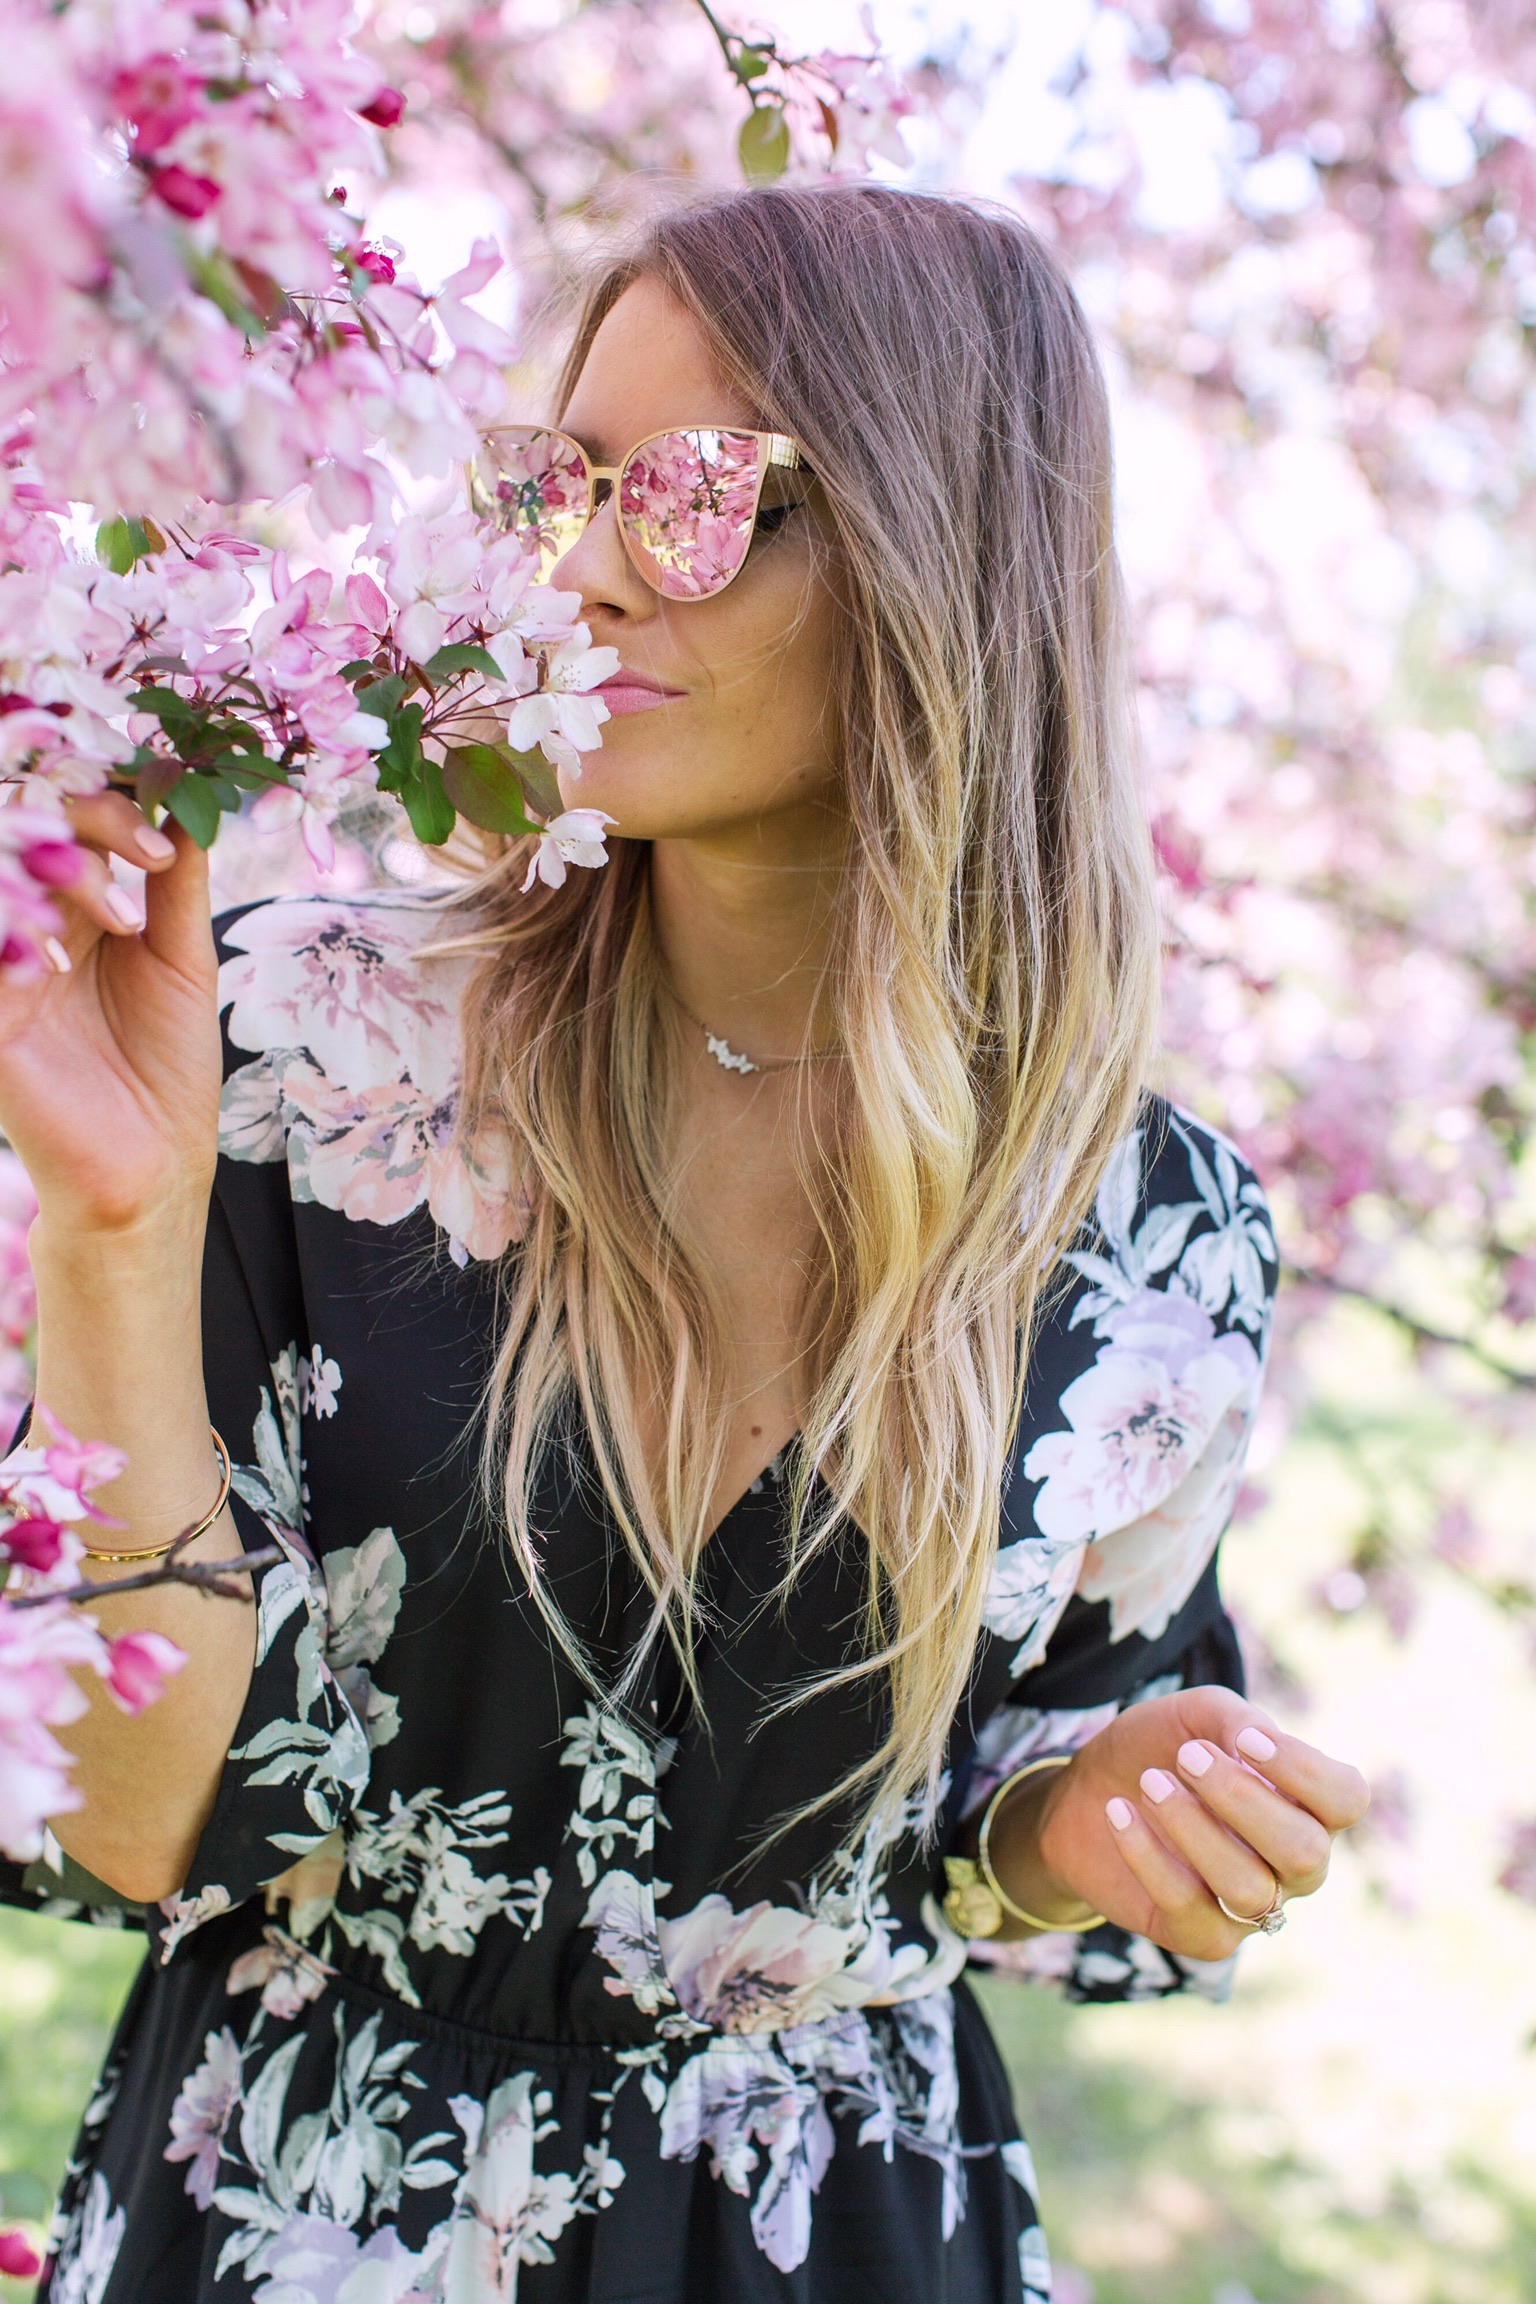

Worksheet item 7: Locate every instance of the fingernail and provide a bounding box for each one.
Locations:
[1178,1740,1214,1778]
[1106,1797,1134,1831]
[135,826,175,861]
[1236,1727,1277,1763]
[43,934,71,975]
[104,886,143,931]
[1140,1768,1177,1804]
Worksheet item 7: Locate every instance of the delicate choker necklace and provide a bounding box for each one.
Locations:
[663,983,840,1077]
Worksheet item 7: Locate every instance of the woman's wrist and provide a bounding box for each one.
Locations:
[983,1758,1096,1929]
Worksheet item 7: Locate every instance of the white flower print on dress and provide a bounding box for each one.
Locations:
[252,2217,427,2304]
[981,1529,1087,1678]
[227,1927,334,2020]
[334,1786,550,2007]
[230,1345,305,1536]
[321,1525,406,1753]
[47,2170,125,2304]
[297,1345,341,1421]
[657,1897,863,2033]
[165,2025,243,2209]
[657,1995,964,2276]
[1025,1288,1259,1549]
[217,895,522,1265]
[437,2072,623,2298]
[581,1868,684,2022]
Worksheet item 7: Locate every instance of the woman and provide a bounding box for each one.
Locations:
[0,184,1365,2302]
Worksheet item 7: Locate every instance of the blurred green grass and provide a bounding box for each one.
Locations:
[2,1911,1534,2303]
[0,1908,141,2300]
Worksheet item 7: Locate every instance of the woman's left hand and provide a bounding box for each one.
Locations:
[1014,1687,1369,1959]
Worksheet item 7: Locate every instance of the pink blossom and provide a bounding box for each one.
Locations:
[113,57,202,156]
[0,1594,102,1858]
[0,1517,65,1573]
[150,162,222,219]
[0,2230,41,2279]
[358,86,406,130]
[103,1629,186,1715]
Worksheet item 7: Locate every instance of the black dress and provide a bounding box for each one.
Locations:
[3,890,1279,2304]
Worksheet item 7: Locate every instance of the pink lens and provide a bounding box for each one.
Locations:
[618,429,763,600]
[473,427,590,572]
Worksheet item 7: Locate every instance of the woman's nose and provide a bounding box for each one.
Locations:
[550,490,655,623]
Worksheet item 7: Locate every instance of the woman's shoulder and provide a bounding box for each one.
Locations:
[1063,1092,1278,1350]
[213,886,521,1264]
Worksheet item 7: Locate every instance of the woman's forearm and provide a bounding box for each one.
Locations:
[30,1205,257,1905]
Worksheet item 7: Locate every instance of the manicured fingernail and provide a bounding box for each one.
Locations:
[1178,1740,1214,1777]
[1140,1768,1177,1804]
[44,934,71,975]
[1106,1797,1134,1831]
[135,826,175,861]
[1236,1727,1277,1762]
[104,886,143,931]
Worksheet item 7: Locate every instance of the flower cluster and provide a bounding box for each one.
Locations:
[0,1414,185,1862]
[0,0,484,521]
[0,501,619,966]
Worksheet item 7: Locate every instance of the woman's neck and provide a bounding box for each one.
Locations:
[648,804,846,1064]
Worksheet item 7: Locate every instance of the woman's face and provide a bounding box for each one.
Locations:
[548,277,845,847]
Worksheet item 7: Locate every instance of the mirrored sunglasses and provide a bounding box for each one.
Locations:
[470,424,808,601]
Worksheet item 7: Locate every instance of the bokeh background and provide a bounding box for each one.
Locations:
[6,0,1536,2297]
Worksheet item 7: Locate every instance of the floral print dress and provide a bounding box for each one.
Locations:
[1,890,1279,2304]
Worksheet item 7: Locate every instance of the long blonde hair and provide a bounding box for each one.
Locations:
[457,183,1158,1840]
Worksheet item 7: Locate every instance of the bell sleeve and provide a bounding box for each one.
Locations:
[950,1100,1280,2004]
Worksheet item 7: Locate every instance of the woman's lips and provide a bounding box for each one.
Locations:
[594,670,686,717]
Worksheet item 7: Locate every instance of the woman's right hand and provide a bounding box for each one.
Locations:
[0,792,221,1238]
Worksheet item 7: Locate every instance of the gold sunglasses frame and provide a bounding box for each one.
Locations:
[473,424,806,601]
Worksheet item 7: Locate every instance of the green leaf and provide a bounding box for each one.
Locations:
[126,688,200,739]
[422,643,503,685]
[130,757,184,815]
[340,659,379,683]
[184,246,266,341]
[738,104,790,181]
[373,701,424,796]
[499,741,562,823]
[356,673,407,722]
[441,745,539,836]
[734,43,772,79]
[399,757,456,846]
[164,773,224,848]
[96,517,161,575]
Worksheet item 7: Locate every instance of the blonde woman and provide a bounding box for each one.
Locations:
[0,186,1365,2303]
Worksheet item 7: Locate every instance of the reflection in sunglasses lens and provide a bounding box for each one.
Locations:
[620,429,762,600]
[473,428,589,573]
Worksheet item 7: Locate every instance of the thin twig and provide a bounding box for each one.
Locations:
[7,1540,282,1612]
[1286,1263,1536,1392]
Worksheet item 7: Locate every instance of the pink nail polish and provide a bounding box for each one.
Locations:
[43,934,72,975]
[1140,1768,1177,1804]
[1106,1797,1134,1831]
[1178,1740,1214,1777]
[104,886,143,931]
[136,826,176,861]
[1236,1727,1277,1763]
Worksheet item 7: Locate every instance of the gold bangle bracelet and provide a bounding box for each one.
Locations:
[942,1754,1105,1940]
[79,1427,233,1564]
